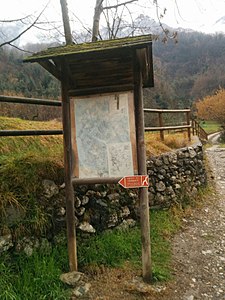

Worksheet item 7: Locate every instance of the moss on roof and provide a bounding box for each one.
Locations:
[24,34,152,62]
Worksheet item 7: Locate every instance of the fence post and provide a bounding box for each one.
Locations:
[186,111,191,141]
[158,112,164,141]
[197,123,200,137]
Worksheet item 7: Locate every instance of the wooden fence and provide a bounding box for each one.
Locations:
[144,108,192,141]
[191,119,208,141]
[0,96,208,141]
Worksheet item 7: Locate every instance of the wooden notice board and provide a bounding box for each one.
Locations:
[70,91,138,179]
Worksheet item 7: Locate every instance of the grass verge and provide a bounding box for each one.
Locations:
[145,131,192,156]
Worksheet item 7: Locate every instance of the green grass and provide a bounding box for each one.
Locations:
[150,209,179,280]
[78,227,141,267]
[0,208,180,300]
[199,120,221,134]
[0,245,70,300]
[77,209,180,281]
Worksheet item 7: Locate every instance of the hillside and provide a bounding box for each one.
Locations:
[152,32,225,106]
[0,30,225,119]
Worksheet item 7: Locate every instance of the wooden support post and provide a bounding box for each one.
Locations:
[158,112,164,141]
[186,111,191,141]
[134,50,152,283]
[61,61,77,272]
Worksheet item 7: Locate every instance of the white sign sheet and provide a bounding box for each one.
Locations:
[72,92,137,178]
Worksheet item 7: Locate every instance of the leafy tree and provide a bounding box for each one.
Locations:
[195,88,225,126]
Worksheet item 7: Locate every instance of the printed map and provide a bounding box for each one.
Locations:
[74,93,135,178]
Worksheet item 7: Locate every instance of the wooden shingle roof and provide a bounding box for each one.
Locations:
[24,35,154,96]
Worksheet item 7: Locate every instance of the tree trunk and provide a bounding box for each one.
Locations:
[60,0,73,45]
[92,0,104,42]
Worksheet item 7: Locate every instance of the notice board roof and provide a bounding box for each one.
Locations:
[24,34,154,96]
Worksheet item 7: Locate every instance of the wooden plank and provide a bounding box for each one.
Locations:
[144,108,191,113]
[68,84,134,97]
[0,130,62,137]
[128,91,138,175]
[145,125,192,131]
[134,49,152,283]
[72,177,122,185]
[72,76,133,88]
[70,100,79,178]
[143,45,154,88]
[0,95,62,106]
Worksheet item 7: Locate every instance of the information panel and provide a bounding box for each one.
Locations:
[71,92,137,179]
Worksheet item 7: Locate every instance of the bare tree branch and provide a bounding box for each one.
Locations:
[153,0,177,42]
[0,15,32,23]
[103,0,138,10]
[8,43,33,54]
[114,4,126,38]
[0,3,49,48]
[70,12,92,35]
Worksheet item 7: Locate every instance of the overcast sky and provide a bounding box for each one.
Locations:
[0,0,225,44]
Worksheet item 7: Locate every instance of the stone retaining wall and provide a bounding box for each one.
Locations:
[147,141,207,208]
[0,139,207,254]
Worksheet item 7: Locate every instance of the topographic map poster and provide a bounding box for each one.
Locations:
[71,92,137,179]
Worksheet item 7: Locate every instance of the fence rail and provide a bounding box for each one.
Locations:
[0,95,62,137]
[0,95,62,106]
[144,108,191,141]
[0,130,63,137]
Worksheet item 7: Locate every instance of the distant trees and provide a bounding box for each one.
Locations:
[153,32,225,107]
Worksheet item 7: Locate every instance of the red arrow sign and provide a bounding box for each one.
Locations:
[118,175,149,189]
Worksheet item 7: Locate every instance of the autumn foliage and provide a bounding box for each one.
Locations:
[195,88,225,125]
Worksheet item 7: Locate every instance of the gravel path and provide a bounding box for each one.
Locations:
[165,143,225,300]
